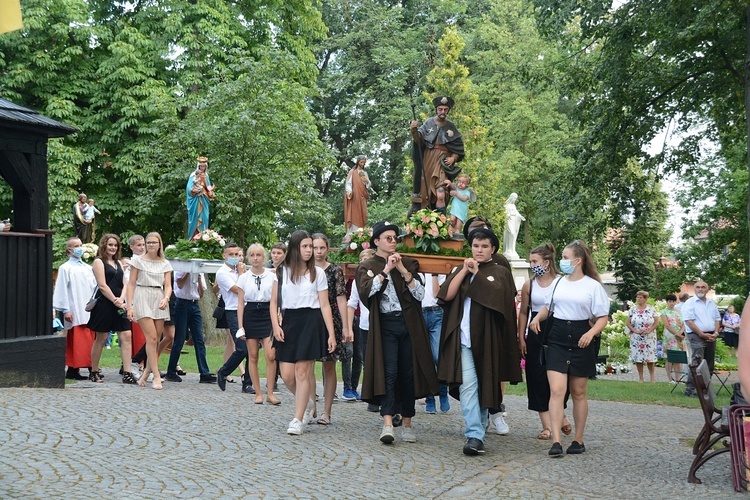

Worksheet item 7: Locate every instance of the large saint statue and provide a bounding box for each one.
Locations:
[72,192,93,243]
[409,96,465,215]
[502,193,526,261]
[186,156,214,239]
[344,155,371,233]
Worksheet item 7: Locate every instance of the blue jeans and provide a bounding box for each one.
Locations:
[168,298,210,376]
[423,308,443,364]
[423,308,449,401]
[341,316,364,391]
[217,310,248,379]
[459,345,487,441]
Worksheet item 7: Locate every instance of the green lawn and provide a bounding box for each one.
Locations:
[99,346,732,408]
[504,378,732,409]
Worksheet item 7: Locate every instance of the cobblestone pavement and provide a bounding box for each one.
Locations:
[0,370,738,498]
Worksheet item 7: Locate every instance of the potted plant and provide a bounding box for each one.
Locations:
[403,209,463,253]
[341,227,373,253]
[165,229,227,273]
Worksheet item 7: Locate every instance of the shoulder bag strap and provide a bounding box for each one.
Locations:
[541,277,562,345]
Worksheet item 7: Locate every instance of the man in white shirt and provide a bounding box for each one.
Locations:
[681,280,721,397]
[215,243,248,391]
[52,237,97,380]
[165,272,216,383]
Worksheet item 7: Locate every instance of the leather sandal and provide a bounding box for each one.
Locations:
[537,428,551,440]
[561,417,572,436]
[316,412,331,425]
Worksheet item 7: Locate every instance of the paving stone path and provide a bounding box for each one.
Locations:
[0,370,738,498]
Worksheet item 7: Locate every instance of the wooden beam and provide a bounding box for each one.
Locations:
[0,149,33,194]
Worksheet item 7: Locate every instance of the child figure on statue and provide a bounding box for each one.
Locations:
[435,186,447,215]
[445,173,473,235]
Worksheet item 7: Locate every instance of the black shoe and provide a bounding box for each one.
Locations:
[392,414,403,427]
[177,369,187,376]
[548,442,563,457]
[684,390,698,398]
[566,441,586,454]
[199,374,217,384]
[118,365,124,375]
[164,373,182,383]
[367,403,380,413]
[66,368,88,381]
[217,372,227,391]
[242,385,256,394]
[463,438,485,456]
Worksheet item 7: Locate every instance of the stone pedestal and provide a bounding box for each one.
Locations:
[510,259,531,291]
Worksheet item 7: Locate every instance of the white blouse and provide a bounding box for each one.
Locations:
[530,276,560,313]
[543,275,609,321]
[275,266,328,310]
[237,270,274,302]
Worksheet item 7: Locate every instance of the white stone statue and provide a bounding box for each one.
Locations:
[503,193,525,261]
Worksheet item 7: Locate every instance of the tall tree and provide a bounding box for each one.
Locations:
[533,0,749,291]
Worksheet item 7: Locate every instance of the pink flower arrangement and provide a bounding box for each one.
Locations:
[404,208,454,253]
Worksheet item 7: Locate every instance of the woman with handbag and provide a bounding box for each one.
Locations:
[270,230,336,435]
[235,243,279,405]
[516,243,571,440]
[529,240,609,457]
[126,232,173,390]
[87,234,134,383]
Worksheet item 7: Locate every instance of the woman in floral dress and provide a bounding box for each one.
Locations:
[627,291,659,382]
[312,233,351,425]
[660,293,685,383]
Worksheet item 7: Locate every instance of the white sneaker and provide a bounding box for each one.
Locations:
[492,413,509,435]
[287,418,303,435]
[379,425,395,444]
[401,426,417,443]
[147,373,154,383]
[131,363,142,379]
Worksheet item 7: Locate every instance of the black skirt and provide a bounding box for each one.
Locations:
[545,318,596,378]
[87,295,131,333]
[242,302,272,339]
[525,312,551,412]
[273,308,327,363]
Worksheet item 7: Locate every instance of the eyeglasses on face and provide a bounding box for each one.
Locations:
[146,241,160,245]
[380,235,397,243]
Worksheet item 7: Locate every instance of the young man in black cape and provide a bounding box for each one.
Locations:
[437,226,522,455]
[356,221,439,444]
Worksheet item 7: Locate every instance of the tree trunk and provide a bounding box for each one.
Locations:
[745,7,750,294]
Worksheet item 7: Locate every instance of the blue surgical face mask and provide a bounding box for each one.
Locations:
[531,264,547,277]
[72,247,84,259]
[227,257,241,267]
[559,259,576,275]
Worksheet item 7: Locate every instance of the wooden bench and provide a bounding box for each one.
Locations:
[688,357,730,484]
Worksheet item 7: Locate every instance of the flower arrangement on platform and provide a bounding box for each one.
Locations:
[342,227,372,253]
[80,243,98,263]
[404,209,453,253]
[165,229,226,260]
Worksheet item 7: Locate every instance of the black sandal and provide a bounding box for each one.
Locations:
[89,372,103,383]
[122,372,138,385]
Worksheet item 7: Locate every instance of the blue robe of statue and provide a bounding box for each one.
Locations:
[186,171,212,238]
